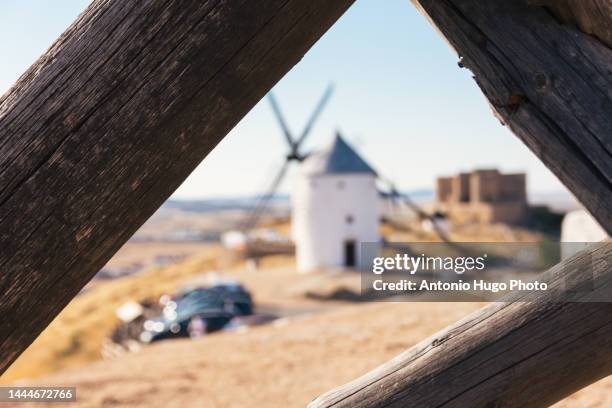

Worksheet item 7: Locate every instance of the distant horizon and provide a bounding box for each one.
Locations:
[166,187,433,202]
[165,187,574,201]
[165,187,577,205]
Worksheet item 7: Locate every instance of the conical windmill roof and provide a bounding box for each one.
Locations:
[301,132,376,176]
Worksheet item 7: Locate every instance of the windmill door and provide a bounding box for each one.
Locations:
[344,240,356,267]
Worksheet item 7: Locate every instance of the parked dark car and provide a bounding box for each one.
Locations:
[139,283,254,343]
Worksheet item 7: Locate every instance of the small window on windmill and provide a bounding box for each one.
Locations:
[337,180,345,190]
[345,214,354,224]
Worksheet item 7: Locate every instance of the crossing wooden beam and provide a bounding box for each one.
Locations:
[312,1,612,406]
[534,0,612,48]
[413,0,612,233]
[1,4,610,406]
[0,0,354,374]
[310,241,612,408]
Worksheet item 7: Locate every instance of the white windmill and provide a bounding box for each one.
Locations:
[292,132,380,272]
[239,86,445,272]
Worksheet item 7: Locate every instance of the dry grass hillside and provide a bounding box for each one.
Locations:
[1,245,344,384]
[1,245,222,383]
[1,220,549,384]
[10,301,612,408]
[5,219,599,407]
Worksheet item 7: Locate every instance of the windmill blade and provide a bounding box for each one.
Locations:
[382,177,426,218]
[295,84,334,148]
[380,177,405,213]
[379,176,452,242]
[380,188,398,211]
[397,191,429,219]
[378,185,398,212]
[395,192,456,243]
[243,161,290,230]
[268,92,295,147]
[388,182,400,212]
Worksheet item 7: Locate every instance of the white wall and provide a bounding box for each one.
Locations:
[292,173,380,273]
[561,209,608,259]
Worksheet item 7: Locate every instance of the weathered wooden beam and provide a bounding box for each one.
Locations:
[531,0,612,48]
[309,241,612,408]
[0,0,354,374]
[412,0,612,234]
[311,2,612,405]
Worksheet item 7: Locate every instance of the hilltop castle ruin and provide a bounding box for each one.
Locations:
[436,169,527,224]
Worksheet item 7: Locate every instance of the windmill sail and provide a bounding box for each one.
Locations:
[241,85,334,230]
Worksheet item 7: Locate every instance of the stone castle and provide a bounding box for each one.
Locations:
[436,169,527,224]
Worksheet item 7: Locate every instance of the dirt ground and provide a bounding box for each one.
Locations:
[9,300,612,408]
[3,219,608,407]
[101,241,213,270]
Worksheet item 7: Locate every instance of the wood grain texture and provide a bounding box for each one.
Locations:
[530,0,612,48]
[309,241,612,408]
[413,0,612,234]
[0,0,354,374]
[311,2,612,405]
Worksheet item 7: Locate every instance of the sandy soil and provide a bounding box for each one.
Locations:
[0,247,222,384]
[13,302,481,407]
[0,250,348,385]
[4,218,607,407]
[9,300,611,408]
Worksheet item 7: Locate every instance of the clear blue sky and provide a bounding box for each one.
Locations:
[0,0,568,200]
